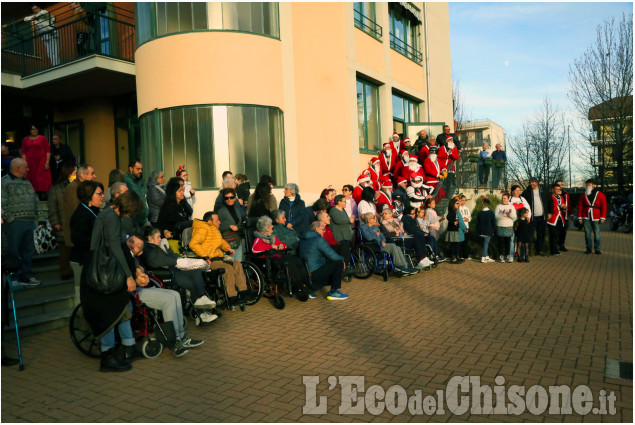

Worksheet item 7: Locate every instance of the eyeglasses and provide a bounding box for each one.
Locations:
[341,189,349,192]
[95,191,105,196]
[224,196,236,200]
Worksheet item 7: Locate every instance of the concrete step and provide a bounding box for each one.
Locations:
[11,277,74,302]
[3,308,73,339]
[14,290,76,317]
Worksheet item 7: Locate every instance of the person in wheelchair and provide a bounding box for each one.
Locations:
[141,227,218,324]
[126,235,203,357]
[401,206,444,262]
[189,211,249,307]
[157,177,193,251]
[380,206,438,269]
[359,213,419,276]
[216,188,247,261]
[272,209,300,252]
[299,222,349,300]
[252,215,309,293]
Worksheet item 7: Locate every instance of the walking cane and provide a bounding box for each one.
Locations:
[6,273,25,371]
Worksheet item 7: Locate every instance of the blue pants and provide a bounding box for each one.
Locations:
[481,235,491,257]
[3,220,36,282]
[531,216,547,254]
[583,220,601,251]
[100,302,134,352]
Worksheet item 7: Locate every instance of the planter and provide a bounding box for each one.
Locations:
[484,158,494,166]
[495,161,505,168]
[468,155,479,163]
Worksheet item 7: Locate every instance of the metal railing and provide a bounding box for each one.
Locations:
[354,9,382,40]
[456,155,508,193]
[2,11,135,76]
[389,32,422,64]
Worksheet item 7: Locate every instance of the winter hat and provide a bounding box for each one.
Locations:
[397,176,408,186]
[381,177,393,189]
[404,137,411,143]
[357,173,372,184]
[428,146,439,154]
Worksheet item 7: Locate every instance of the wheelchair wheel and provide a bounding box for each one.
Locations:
[69,304,101,358]
[273,294,285,310]
[242,261,264,306]
[141,339,163,359]
[296,293,309,302]
[351,245,375,280]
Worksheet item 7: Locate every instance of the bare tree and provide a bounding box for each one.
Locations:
[506,96,568,188]
[452,77,470,132]
[568,12,633,192]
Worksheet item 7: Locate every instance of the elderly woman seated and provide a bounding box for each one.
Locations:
[141,227,218,323]
[278,182,310,236]
[380,206,436,269]
[189,211,248,307]
[359,213,419,276]
[252,215,308,293]
[271,209,300,251]
[401,206,443,262]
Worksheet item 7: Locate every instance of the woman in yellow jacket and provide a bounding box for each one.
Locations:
[189,211,248,305]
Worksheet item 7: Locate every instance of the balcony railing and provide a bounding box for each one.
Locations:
[389,33,422,64]
[354,9,382,40]
[456,155,508,193]
[2,11,135,76]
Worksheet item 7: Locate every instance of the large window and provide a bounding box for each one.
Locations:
[357,78,381,152]
[392,92,419,135]
[139,105,285,189]
[388,3,422,64]
[353,2,382,40]
[136,2,280,47]
[222,2,280,38]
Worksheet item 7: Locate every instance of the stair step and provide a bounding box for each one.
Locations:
[4,309,74,338]
[11,277,74,302]
[33,251,61,261]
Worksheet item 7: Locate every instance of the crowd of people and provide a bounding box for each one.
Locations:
[1,124,610,370]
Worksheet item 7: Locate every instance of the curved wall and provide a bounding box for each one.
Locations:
[135,32,284,115]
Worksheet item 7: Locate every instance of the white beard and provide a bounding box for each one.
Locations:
[373,165,380,175]
[402,155,409,164]
[429,154,437,162]
[383,189,392,198]
[408,162,420,171]
[586,186,593,196]
[447,142,455,150]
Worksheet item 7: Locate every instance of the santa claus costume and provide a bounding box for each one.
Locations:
[546,191,566,255]
[401,156,423,183]
[379,141,397,178]
[353,173,372,205]
[393,150,410,185]
[375,178,394,212]
[423,146,445,202]
[365,157,381,191]
[443,135,460,173]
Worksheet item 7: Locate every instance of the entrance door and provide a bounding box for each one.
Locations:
[53,120,84,164]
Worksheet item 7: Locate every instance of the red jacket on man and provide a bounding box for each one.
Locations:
[546,194,566,226]
[577,190,607,221]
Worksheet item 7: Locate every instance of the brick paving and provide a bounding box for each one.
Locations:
[2,225,632,422]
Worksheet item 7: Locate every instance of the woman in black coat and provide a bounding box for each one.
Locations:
[79,190,144,372]
[70,180,104,305]
[278,182,310,236]
[217,188,247,261]
[157,177,193,240]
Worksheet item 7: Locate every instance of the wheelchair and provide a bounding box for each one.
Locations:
[354,228,397,282]
[243,225,310,310]
[389,234,438,271]
[69,275,179,360]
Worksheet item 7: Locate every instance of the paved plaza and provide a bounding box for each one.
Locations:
[2,226,632,422]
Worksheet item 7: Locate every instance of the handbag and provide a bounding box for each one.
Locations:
[84,233,126,294]
[221,229,242,249]
[33,223,57,255]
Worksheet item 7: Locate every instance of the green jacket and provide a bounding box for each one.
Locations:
[125,172,148,225]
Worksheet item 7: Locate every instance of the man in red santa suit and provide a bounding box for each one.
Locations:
[443,135,460,198]
[352,173,372,205]
[391,132,402,152]
[419,136,445,164]
[406,175,432,209]
[423,145,446,202]
[393,150,410,185]
[365,157,381,191]
[375,177,394,212]
[401,155,422,183]
[379,141,397,178]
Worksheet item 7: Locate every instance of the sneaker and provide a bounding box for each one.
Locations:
[172,340,189,357]
[595,250,602,255]
[395,266,415,276]
[182,334,204,348]
[308,293,317,299]
[21,277,41,286]
[326,290,349,300]
[505,256,514,263]
[481,257,487,263]
[498,256,505,263]
[193,295,216,309]
[484,257,495,263]
[417,258,432,268]
[199,312,218,323]
[436,256,446,263]
[406,267,420,274]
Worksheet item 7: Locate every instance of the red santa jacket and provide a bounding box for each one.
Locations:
[379,152,397,177]
[561,190,571,216]
[546,194,565,226]
[423,157,441,186]
[393,157,409,184]
[374,191,394,212]
[443,145,460,172]
[352,185,364,205]
[577,190,607,221]
[437,146,449,171]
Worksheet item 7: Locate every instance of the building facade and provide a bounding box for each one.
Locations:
[3,2,453,216]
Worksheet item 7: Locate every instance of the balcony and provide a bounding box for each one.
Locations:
[2,7,134,78]
[354,9,382,41]
[389,33,422,64]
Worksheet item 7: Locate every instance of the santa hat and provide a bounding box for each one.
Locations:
[381,177,393,189]
[357,173,372,184]
[397,176,408,185]
[408,156,418,162]
[369,157,380,166]
[382,141,393,150]
[401,150,410,159]
[404,137,410,143]
[392,132,400,139]
[446,135,453,142]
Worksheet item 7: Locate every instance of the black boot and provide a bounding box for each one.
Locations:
[100,348,132,372]
[123,345,143,364]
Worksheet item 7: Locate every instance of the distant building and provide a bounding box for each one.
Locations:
[456,119,506,154]
[588,95,633,191]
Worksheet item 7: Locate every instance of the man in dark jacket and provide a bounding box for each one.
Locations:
[298,222,348,300]
[125,159,148,226]
[521,177,550,256]
[401,206,442,261]
[436,125,461,151]
[49,133,75,183]
[412,129,428,156]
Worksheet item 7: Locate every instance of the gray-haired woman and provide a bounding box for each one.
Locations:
[278,182,310,236]
[146,170,166,226]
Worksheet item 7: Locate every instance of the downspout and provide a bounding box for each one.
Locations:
[424,2,431,122]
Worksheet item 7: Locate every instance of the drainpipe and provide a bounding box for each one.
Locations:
[423,2,431,122]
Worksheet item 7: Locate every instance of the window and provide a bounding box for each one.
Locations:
[357,78,381,152]
[353,2,382,40]
[139,105,285,189]
[136,3,154,46]
[222,2,280,38]
[475,130,483,144]
[392,92,419,134]
[156,2,208,37]
[388,3,422,64]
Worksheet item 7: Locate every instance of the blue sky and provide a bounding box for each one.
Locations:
[449,2,632,137]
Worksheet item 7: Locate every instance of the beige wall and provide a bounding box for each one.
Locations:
[54,98,117,182]
[135,32,285,115]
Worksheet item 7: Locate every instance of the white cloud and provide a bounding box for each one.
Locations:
[504,60,510,67]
